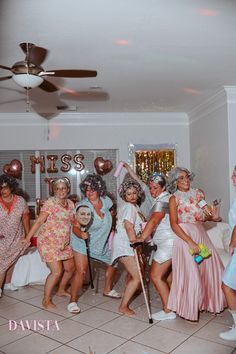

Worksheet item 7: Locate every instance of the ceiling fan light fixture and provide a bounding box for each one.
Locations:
[12,74,43,89]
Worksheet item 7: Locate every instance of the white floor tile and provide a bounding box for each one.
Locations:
[67,328,126,354]
[100,315,152,339]
[171,336,234,354]
[1,333,61,354]
[133,324,189,352]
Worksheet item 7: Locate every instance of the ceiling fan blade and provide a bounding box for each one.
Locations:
[20,42,35,54]
[38,79,58,93]
[0,75,12,81]
[19,43,48,66]
[48,69,97,78]
[29,46,48,66]
[0,65,12,72]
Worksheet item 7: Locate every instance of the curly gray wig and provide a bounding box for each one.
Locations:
[118,174,144,203]
[167,167,194,194]
[80,174,107,197]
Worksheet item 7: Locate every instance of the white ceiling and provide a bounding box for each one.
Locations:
[0,0,236,117]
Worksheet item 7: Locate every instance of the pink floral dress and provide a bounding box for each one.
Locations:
[37,197,74,262]
[167,188,226,321]
[0,195,29,273]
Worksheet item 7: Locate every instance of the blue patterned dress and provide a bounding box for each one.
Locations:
[71,196,113,265]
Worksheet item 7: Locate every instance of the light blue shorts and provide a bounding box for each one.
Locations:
[222,249,236,290]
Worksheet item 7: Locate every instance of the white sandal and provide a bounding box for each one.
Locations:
[67,302,81,313]
[103,289,121,299]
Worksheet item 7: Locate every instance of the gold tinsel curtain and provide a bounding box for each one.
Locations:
[135,149,175,183]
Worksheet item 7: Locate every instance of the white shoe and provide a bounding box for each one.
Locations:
[152,310,176,321]
[219,325,236,341]
[3,283,19,291]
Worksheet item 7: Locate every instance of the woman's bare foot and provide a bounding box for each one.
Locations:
[42,299,57,309]
[56,291,71,298]
[119,306,136,316]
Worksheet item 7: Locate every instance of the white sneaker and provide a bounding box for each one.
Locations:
[3,283,19,291]
[219,325,236,341]
[152,310,176,321]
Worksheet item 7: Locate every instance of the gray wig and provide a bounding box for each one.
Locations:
[167,167,194,194]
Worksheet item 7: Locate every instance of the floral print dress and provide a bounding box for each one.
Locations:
[167,188,226,321]
[0,195,29,273]
[37,197,74,262]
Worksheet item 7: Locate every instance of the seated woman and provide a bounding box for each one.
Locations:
[68,174,120,314]
[111,175,145,316]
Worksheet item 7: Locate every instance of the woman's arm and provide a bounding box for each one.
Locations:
[229,226,236,256]
[72,223,88,240]
[124,219,138,243]
[122,162,142,184]
[22,212,30,235]
[23,211,49,243]
[169,195,200,254]
[140,212,165,242]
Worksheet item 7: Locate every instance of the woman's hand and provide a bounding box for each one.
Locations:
[187,239,200,254]
[21,238,31,247]
[202,205,213,218]
[80,231,89,240]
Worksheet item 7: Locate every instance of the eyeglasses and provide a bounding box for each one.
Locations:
[177,175,190,181]
[56,187,68,191]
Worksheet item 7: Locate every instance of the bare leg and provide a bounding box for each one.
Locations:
[150,259,172,312]
[222,283,236,310]
[56,258,75,297]
[119,256,140,315]
[0,272,6,289]
[5,264,15,283]
[103,265,117,294]
[43,261,63,309]
[69,252,88,303]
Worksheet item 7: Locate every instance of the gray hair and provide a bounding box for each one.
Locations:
[53,177,71,192]
[167,167,194,194]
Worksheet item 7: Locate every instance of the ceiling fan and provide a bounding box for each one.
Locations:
[0,42,97,92]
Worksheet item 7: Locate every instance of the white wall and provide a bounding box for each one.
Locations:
[0,111,190,166]
[225,87,236,205]
[189,89,229,220]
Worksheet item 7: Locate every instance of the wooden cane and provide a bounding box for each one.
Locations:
[131,242,153,324]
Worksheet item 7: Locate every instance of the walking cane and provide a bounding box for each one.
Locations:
[75,205,94,289]
[84,238,94,289]
[131,242,153,324]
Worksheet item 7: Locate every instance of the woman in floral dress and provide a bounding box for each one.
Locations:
[167,167,226,321]
[0,174,30,297]
[24,178,75,309]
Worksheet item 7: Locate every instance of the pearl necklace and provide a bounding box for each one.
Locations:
[58,199,68,208]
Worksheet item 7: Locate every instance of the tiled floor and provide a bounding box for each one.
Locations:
[0,269,236,354]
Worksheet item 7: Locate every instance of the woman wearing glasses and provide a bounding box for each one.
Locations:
[167,167,226,321]
[24,178,75,309]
